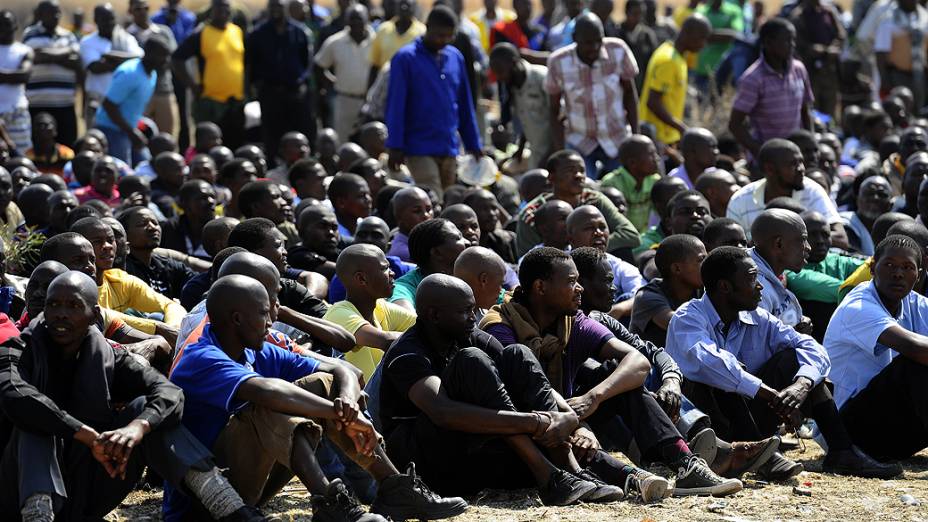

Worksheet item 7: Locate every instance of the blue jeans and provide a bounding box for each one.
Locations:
[96,124,150,167]
[571,144,620,180]
[645,367,709,439]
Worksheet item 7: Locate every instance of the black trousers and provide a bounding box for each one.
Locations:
[259,85,316,168]
[385,344,559,495]
[0,397,213,521]
[841,355,928,460]
[684,349,835,443]
[173,78,191,151]
[574,359,683,462]
[29,106,77,148]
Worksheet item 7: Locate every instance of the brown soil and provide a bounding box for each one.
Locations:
[111,443,928,521]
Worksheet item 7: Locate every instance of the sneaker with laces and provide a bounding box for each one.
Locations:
[371,464,468,520]
[623,469,671,503]
[311,479,386,522]
[538,468,598,506]
[574,469,624,502]
[673,455,743,497]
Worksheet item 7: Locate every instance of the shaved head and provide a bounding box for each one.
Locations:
[48,270,98,307]
[206,275,271,349]
[565,205,605,234]
[453,246,507,308]
[218,252,281,290]
[26,260,69,317]
[416,273,474,316]
[335,243,386,281]
[535,199,574,228]
[752,208,810,272]
[751,208,806,244]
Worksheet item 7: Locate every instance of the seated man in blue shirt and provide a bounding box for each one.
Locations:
[666,246,901,481]
[573,246,780,479]
[482,248,743,497]
[825,235,928,462]
[0,271,261,522]
[168,274,468,521]
[749,209,813,332]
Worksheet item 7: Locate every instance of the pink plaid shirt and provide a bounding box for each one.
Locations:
[545,37,639,157]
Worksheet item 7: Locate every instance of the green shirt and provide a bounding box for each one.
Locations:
[515,190,641,257]
[785,252,866,303]
[633,225,666,256]
[388,267,425,306]
[600,167,661,232]
[695,1,744,76]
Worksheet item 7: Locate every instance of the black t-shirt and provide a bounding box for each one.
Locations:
[379,325,505,437]
[279,278,328,318]
[287,244,333,273]
[125,253,196,300]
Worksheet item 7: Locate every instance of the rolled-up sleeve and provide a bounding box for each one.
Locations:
[666,311,763,397]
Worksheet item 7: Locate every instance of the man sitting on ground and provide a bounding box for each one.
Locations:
[387,186,434,262]
[121,207,196,300]
[323,244,417,382]
[0,271,263,522]
[327,216,416,303]
[482,247,743,496]
[825,235,928,462]
[288,204,340,278]
[749,209,813,331]
[702,217,748,251]
[382,274,664,504]
[71,217,186,328]
[388,218,469,311]
[566,205,645,318]
[453,246,508,322]
[167,274,468,520]
[573,246,779,479]
[666,246,901,481]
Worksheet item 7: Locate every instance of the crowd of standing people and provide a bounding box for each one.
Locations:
[2,0,928,519]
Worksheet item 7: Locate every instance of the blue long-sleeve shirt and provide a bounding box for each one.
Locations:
[665,293,830,398]
[384,38,482,156]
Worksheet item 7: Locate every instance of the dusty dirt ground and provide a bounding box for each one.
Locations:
[113,442,928,521]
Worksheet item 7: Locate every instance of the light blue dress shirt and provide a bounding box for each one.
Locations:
[750,247,803,327]
[824,281,928,408]
[666,292,830,398]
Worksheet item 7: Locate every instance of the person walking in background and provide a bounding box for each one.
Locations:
[385,6,482,197]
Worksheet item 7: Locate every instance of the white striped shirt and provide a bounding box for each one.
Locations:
[22,24,79,108]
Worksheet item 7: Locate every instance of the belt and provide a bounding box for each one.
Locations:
[336,91,367,100]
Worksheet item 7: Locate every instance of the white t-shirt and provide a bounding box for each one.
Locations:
[80,29,142,98]
[0,42,30,112]
[824,281,928,408]
[726,177,841,240]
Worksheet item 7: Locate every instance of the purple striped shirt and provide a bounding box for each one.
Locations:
[732,56,814,145]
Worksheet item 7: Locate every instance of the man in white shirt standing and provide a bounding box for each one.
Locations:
[80,4,143,128]
[726,138,849,248]
[314,4,374,143]
[0,11,34,153]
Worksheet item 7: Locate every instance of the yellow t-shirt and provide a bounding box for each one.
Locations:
[369,18,426,68]
[201,24,244,102]
[323,298,416,380]
[98,268,186,328]
[673,6,694,29]
[838,258,873,300]
[639,41,688,145]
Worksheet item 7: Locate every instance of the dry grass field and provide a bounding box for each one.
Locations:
[111,442,928,521]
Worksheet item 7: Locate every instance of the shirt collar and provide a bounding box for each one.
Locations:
[697,292,757,329]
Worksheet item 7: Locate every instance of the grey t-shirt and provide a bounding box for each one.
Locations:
[630,278,674,348]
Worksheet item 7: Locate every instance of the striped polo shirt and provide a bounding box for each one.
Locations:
[22,24,79,108]
[732,55,814,146]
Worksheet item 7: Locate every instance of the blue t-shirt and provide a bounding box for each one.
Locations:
[164,324,320,520]
[94,58,156,132]
[824,281,928,408]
